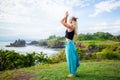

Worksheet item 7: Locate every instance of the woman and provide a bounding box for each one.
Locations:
[61,11,80,77]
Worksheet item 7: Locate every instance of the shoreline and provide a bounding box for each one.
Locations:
[0,42,61,56]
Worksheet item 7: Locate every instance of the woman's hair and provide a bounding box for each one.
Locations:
[72,17,78,35]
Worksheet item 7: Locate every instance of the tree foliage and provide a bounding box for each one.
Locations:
[77,32,120,41]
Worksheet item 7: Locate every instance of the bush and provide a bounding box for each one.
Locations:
[35,52,51,64]
[23,52,36,67]
[0,49,25,70]
[76,47,85,60]
[50,49,66,63]
[0,49,51,71]
[94,48,120,60]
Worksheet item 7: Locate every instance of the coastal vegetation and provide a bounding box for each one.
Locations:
[29,32,120,48]
[38,35,65,48]
[0,32,120,79]
[0,32,120,71]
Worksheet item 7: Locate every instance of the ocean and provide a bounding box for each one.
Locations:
[0,42,60,56]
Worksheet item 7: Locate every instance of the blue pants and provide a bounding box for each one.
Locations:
[65,40,80,75]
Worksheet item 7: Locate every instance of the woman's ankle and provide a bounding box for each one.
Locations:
[67,74,75,78]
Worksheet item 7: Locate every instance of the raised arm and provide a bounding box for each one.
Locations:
[61,12,73,29]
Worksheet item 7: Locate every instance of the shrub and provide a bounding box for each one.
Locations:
[94,48,120,60]
[0,49,51,71]
[76,47,85,60]
[23,52,36,67]
[50,49,66,63]
[0,49,25,70]
[35,52,51,64]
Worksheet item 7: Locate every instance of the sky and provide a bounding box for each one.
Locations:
[0,0,120,41]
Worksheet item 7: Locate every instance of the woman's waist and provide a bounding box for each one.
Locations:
[66,38,73,41]
[65,38,74,43]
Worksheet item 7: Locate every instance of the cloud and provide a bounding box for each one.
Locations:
[0,0,93,24]
[88,20,120,34]
[0,0,93,40]
[1,0,119,41]
[0,22,65,40]
[90,0,120,17]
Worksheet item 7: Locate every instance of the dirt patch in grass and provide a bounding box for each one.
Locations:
[8,71,33,80]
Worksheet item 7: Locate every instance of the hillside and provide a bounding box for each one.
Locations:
[0,60,120,80]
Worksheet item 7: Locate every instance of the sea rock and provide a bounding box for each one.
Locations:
[5,39,26,47]
[27,41,39,46]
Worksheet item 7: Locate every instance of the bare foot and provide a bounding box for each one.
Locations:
[67,74,75,78]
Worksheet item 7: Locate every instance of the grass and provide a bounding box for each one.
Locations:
[81,40,120,45]
[0,60,120,80]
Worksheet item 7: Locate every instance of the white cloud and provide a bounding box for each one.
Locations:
[0,23,65,40]
[89,22,108,31]
[115,19,120,24]
[2,0,119,40]
[0,0,93,39]
[0,0,92,24]
[88,20,120,34]
[90,0,120,17]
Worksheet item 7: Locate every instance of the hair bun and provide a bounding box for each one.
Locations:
[72,16,78,21]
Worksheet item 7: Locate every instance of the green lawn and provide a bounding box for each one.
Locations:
[0,60,120,80]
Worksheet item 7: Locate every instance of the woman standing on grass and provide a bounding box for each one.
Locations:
[61,11,80,78]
